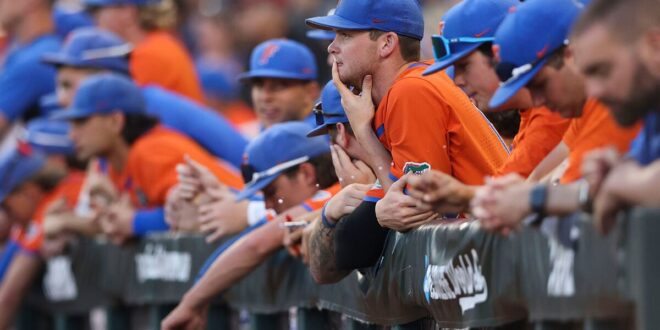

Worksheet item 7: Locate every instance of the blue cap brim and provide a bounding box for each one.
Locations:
[237,69,315,82]
[306,15,372,32]
[423,43,482,76]
[50,109,91,121]
[42,52,130,74]
[306,30,336,40]
[489,58,547,110]
[235,174,279,201]
[307,117,349,137]
[307,124,330,137]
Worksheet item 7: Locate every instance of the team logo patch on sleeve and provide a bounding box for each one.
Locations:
[403,162,431,175]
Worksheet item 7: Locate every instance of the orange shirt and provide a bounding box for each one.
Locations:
[301,183,342,212]
[12,171,85,253]
[497,107,571,177]
[123,126,244,208]
[130,31,204,103]
[373,63,509,185]
[560,99,641,183]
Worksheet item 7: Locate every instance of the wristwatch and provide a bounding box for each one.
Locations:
[529,184,548,215]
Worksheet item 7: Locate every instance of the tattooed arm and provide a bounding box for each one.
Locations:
[307,184,369,284]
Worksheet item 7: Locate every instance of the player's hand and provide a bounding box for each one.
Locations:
[375,175,438,231]
[99,194,134,244]
[84,159,118,212]
[330,145,376,187]
[324,183,370,224]
[165,185,204,233]
[197,187,249,243]
[176,155,223,200]
[591,161,637,235]
[471,174,530,234]
[161,300,208,330]
[406,170,472,214]
[581,147,621,199]
[332,60,375,133]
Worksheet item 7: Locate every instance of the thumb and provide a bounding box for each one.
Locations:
[389,174,409,192]
[362,75,373,96]
[46,197,68,214]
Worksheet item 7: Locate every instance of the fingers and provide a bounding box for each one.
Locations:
[333,144,354,169]
[331,61,352,98]
[389,174,410,193]
[361,75,372,97]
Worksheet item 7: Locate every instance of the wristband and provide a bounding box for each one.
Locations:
[529,184,548,215]
[321,203,336,229]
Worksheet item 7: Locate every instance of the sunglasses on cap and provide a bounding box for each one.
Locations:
[313,102,346,126]
[240,156,310,186]
[431,35,495,60]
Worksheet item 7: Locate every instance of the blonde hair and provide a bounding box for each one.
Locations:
[138,0,178,31]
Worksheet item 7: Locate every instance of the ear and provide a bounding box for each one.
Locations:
[297,162,318,187]
[378,32,399,59]
[304,81,321,103]
[109,111,126,135]
[335,123,349,149]
[640,27,660,71]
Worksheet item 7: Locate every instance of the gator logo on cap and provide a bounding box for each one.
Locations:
[259,43,281,65]
[403,162,431,175]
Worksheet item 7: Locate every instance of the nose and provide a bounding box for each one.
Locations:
[328,38,339,55]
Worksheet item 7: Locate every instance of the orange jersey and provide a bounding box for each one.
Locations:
[373,63,509,185]
[497,107,571,177]
[122,126,244,208]
[301,183,342,212]
[11,171,85,253]
[560,99,641,183]
[130,31,204,103]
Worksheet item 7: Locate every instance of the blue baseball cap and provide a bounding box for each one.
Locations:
[23,118,75,155]
[238,39,317,82]
[53,7,94,39]
[236,122,330,201]
[489,0,584,109]
[0,143,47,202]
[42,27,132,74]
[198,64,239,101]
[423,0,518,76]
[307,81,348,137]
[83,0,161,7]
[305,0,424,40]
[52,73,146,121]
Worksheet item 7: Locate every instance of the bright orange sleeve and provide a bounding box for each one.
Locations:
[560,100,641,183]
[382,77,451,179]
[498,108,570,177]
[128,128,243,207]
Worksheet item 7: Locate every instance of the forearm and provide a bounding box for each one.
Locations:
[308,218,350,284]
[0,253,41,329]
[335,201,389,269]
[62,216,100,236]
[612,161,660,206]
[528,142,569,182]
[182,220,284,309]
[353,126,393,190]
[545,183,582,215]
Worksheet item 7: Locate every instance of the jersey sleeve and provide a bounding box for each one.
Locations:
[383,78,452,179]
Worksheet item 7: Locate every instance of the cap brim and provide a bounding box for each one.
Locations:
[42,53,79,67]
[306,124,330,137]
[237,69,315,82]
[235,174,279,201]
[305,14,372,32]
[489,58,547,110]
[423,43,482,76]
[50,109,91,121]
[306,30,336,40]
